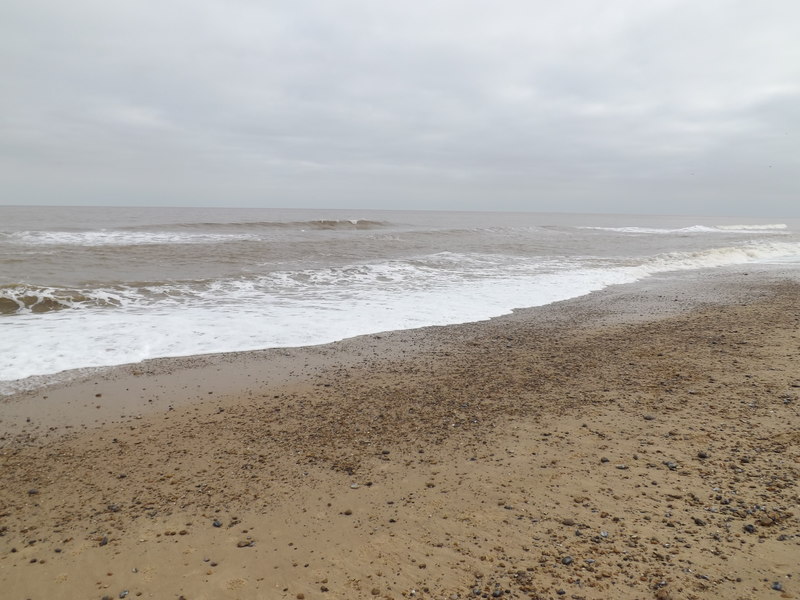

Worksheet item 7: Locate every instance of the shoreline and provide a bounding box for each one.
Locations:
[2,264,796,439]
[1,266,799,599]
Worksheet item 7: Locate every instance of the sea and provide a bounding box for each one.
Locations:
[2,206,800,394]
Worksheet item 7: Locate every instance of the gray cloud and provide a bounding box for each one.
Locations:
[1,0,798,215]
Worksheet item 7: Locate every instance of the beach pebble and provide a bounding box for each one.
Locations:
[212,519,222,527]
[697,451,710,459]
[350,483,360,489]
[772,582,784,591]
[561,556,573,565]
[643,414,655,421]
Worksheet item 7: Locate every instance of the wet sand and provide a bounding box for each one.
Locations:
[1,268,799,599]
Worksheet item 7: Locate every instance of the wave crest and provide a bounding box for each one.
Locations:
[0,285,125,314]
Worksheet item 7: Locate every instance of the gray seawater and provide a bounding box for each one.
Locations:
[2,206,799,391]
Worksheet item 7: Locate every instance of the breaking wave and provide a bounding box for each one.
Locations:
[583,224,788,235]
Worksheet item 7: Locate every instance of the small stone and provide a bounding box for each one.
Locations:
[697,451,709,459]
[296,594,305,599]
[693,517,707,526]
[371,588,380,595]
[99,536,109,547]
[643,414,655,421]
[320,586,329,592]
[236,540,254,548]
[350,483,360,489]
[561,518,575,526]
[772,582,784,591]
[212,519,222,528]
[744,524,756,534]
[600,457,609,463]
[343,509,353,516]
[561,556,573,565]
[119,591,129,599]
[27,489,39,496]
[616,464,628,470]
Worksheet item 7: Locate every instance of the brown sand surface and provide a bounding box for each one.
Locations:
[1,271,799,600]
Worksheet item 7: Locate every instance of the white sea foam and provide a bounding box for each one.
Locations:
[715,224,787,231]
[4,230,261,246]
[583,224,788,235]
[2,239,800,390]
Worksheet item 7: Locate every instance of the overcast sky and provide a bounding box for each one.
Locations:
[1,1,798,215]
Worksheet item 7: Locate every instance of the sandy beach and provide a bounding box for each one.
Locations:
[2,267,799,600]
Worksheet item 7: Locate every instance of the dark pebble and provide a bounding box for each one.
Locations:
[693,517,707,526]
[744,524,756,534]
[99,536,109,547]
[698,451,710,459]
[212,519,222,528]
[27,489,39,496]
[772,582,784,591]
[561,556,573,565]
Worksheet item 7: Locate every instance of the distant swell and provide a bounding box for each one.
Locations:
[2,219,390,247]
[127,219,390,231]
[583,224,788,234]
